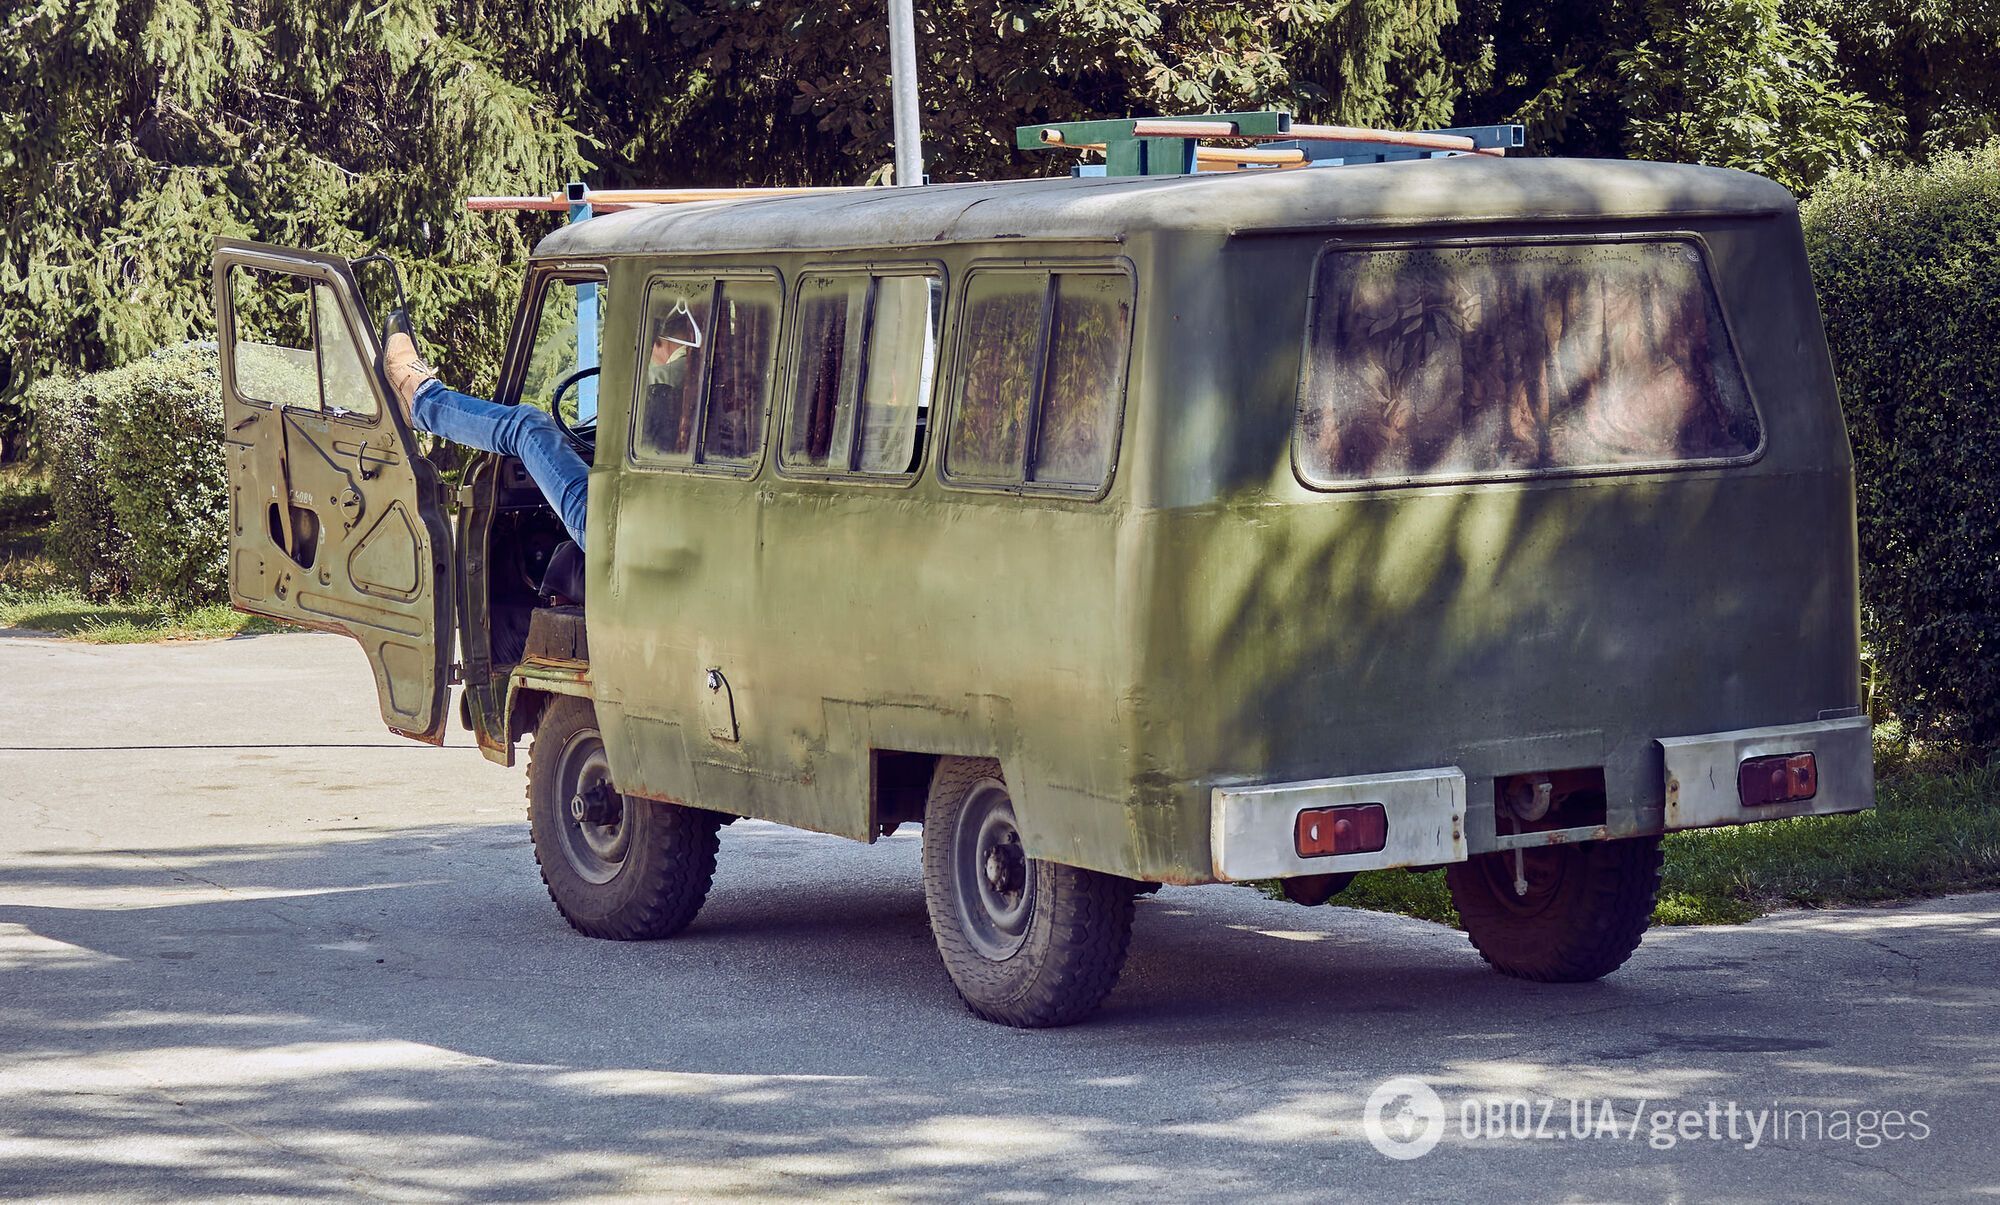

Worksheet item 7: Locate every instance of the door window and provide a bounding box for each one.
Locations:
[227,266,379,419]
[519,278,610,426]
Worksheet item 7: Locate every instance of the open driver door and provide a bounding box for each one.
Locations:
[213,240,455,743]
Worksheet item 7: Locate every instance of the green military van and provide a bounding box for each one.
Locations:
[213,149,1873,1027]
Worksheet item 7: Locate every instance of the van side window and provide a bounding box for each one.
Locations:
[1296,239,1761,488]
[947,269,1132,491]
[783,271,941,477]
[632,275,780,471]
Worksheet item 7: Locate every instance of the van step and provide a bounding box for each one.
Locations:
[524,606,587,663]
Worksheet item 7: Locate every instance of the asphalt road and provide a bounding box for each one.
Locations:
[0,631,1994,1202]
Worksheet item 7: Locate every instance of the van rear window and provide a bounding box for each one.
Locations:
[1295,239,1760,488]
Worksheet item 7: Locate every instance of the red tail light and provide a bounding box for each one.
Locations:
[1295,803,1388,858]
[1738,752,1818,806]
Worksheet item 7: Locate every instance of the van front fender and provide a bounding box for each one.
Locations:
[489,657,593,768]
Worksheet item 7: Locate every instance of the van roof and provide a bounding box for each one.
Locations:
[532,157,1796,260]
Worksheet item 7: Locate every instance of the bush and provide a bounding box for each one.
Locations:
[1803,144,2000,754]
[27,368,126,599]
[0,383,31,465]
[27,343,227,603]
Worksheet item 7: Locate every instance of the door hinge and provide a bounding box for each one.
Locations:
[456,484,477,508]
[447,662,463,686]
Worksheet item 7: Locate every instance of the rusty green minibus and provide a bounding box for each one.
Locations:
[215,154,1872,1026]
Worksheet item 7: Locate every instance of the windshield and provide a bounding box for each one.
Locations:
[520,276,610,424]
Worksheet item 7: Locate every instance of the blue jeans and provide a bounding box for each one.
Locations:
[412,381,590,551]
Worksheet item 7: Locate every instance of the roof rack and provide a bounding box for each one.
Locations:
[461,111,1528,223]
[1019,110,1524,177]
[465,180,866,218]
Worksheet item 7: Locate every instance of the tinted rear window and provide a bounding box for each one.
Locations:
[1296,239,1760,488]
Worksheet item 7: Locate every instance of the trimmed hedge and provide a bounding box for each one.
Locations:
[30,343,227,603]
[26,367,124,598]
[1804,144,2000,753]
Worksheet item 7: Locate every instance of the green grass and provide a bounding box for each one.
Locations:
[0,465,280,643]
[0,589,280,642]
[1303,764,2000,927]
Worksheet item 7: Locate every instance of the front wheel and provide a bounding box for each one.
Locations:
[921,757,1135,1027]
[527,696,722,939]
[1446,835,1663,982]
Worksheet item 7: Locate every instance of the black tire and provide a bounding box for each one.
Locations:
[527,696,721,939]
[1446,835,1663,982]
[920,757,1135,1027]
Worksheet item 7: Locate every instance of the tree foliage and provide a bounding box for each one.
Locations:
[571,1,1463,188]
[1619,0,1888,192]
[1,0,1469,398]
[1,0,592,397]
[1,0,1991,403]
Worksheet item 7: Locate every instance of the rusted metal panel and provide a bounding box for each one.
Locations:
[513,657,591,697]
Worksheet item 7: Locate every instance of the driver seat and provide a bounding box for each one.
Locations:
[524,541,587,663]
[538,540,585,605]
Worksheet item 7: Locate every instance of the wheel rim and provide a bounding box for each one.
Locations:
[553,726,629,885]
[951,779,1034,961]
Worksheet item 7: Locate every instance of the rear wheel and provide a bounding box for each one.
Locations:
[527,696,721,939]
[1446,835,1663,982]
[921,757,1135,1027]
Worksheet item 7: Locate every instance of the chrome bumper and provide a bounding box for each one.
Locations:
[1660,714,1874,830]
[1210,767,1466,882]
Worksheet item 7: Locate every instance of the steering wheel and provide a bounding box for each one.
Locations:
[550,365,601,456]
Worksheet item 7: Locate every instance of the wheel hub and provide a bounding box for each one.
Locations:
[952,780,1034,961]
[570,782,623,826]
[983,841,1025,895]
[553,729,629,885]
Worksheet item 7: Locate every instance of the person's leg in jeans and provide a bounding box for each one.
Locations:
[383,334,590,550]
[410,381,590,550]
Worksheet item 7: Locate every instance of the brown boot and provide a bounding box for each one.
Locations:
[383,332,437,413]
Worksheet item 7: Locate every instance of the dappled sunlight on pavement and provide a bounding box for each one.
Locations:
[1,634,1996,1199]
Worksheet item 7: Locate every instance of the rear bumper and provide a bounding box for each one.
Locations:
[1210,767,1466,882]
[1660,714,1874,830]
[1209,715,1875,881]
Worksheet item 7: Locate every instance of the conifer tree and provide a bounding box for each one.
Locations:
[1,0,596,396]
[1,0,1467,395]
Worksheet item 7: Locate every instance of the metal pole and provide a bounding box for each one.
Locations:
[566,181,599,423]
[887,0,924,185]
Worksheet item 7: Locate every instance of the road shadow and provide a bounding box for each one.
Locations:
[1,819,1991,1200]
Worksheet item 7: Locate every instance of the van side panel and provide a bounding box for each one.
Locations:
[587,247,1155,872]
